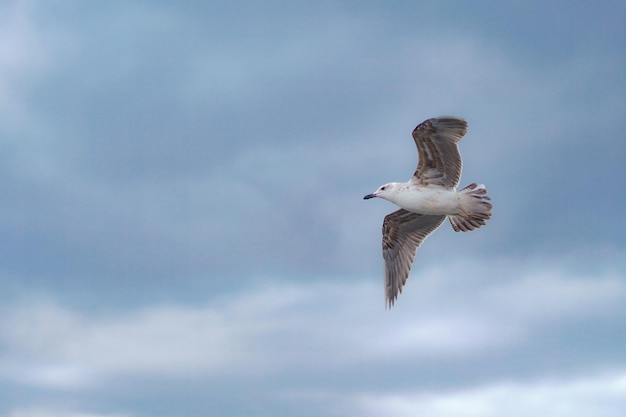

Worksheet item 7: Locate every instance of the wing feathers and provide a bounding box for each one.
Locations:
[382,209,446,308]
[412,117,467,189]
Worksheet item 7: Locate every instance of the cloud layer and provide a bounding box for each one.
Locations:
[1,0,625,416]
[3,263,626,416]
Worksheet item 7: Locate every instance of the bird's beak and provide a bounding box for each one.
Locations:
[363,193,377,200]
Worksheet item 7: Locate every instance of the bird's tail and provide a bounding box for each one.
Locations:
[449,183,492,232]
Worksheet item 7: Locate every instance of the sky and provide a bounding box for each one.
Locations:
[1,0,626,416]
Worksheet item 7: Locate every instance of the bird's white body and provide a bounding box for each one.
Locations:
[374,183,462,216]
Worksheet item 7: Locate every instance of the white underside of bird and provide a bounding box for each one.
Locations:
[365,181,489,217]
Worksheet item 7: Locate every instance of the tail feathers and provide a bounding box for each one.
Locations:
[449,183,492,232]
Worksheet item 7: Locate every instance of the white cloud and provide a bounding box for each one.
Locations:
[1,262,624,392]
[0,1,42,121]
[354,371,626,417]
[1,301,255,387]
[480,268,626,321]
[0,1,76,128]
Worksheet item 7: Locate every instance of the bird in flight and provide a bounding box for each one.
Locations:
[364,116,492,308]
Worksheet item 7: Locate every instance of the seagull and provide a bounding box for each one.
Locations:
[364,116,492,308]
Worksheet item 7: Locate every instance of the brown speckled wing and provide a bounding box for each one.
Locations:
[382,209,446,308]
[412,117,467,189]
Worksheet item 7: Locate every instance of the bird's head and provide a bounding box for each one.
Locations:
[363,183,397,201]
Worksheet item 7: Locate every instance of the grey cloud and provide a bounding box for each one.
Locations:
[2,263,626,416]
[2,1,626,416]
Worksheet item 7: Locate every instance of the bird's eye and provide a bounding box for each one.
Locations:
[381,186,386,190]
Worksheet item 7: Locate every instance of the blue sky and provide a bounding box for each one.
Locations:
[1,1,626,416]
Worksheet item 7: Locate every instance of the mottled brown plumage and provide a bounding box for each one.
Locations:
[382,210,446,307]
[412,117,466,188]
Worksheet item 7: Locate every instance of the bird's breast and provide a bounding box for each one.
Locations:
[393,186,460,215]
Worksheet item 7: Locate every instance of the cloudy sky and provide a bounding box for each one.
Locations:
[1,1,626,416]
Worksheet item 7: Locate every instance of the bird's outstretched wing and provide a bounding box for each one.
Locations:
[382,209,446,308]
[412,117,467,189]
